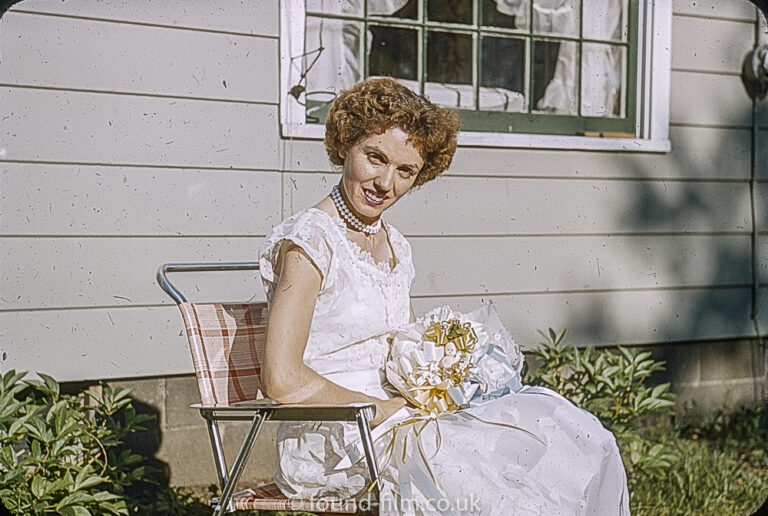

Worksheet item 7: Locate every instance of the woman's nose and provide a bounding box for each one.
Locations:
[374,165,395,192]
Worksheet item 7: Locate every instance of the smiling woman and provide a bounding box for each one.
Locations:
[258,77,629,515]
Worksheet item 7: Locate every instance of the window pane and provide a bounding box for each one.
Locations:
[583,0,627,42]
[533,39,577,114]
[305,17,363,104]
[481,36,526,112]
[368,0,417,19]
[427,31,473,84]
[581,42,625,117]
[426,30,474,108]
[427,0,473,24]
[307,0,362,16]
[369,25,418,80]
[533,0,579,37]
[482,0,524,30]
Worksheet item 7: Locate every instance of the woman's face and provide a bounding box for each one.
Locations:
[339,127,424,225]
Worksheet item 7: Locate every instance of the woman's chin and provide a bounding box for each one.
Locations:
[351,201,386,222]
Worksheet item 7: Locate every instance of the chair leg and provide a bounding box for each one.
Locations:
[202,412,229,492]
[213,411,266,515]
[356,408,382,506]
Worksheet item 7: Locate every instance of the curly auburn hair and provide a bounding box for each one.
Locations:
[324,77,460,187]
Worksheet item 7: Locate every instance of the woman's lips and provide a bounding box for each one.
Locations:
[363,189,386,206]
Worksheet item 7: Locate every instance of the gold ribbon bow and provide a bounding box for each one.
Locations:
[423,319,478,353]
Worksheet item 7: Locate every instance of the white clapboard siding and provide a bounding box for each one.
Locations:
[761,291,768,327]
[0,12,277,103]
[10,0,279,36]
[1,88,279,168]
[447,126,752,180]
[1,288,760,383]
[0,164,283,236]
[671,16,755,74]
[282,126,752,180]
[672,0,756,21]
[0,306,193,382]
[758,183,768,231]
[283,173,753,235]
[408,235,752,296]
[412,287,759,349]
[760,238,768,285]
[0,238,267,310]
[670,71,753,127]
[1,234,750,310]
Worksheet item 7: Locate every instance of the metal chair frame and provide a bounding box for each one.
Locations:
[157,262,382,515]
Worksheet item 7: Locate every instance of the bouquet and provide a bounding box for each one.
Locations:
[385,302,524,416]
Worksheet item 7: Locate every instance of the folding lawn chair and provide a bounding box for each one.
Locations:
[157,262,382,515]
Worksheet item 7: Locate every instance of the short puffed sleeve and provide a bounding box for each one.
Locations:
[258,209,335,302]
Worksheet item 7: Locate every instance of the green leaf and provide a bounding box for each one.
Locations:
[30,475,47,499]
[76,476,104,490]
[618,346,635,362]
[93,491,122,502]
[60,506,93,516]
[1,370,27,393]
[57,491,93,509]
[651,383,669,399]
[30,439,42,457]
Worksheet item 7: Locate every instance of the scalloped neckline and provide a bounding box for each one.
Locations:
[309,208,404,275]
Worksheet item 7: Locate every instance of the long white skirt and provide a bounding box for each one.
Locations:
[274,370,630,516]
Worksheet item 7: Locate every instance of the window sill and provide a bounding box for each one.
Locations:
[281,123,672,154]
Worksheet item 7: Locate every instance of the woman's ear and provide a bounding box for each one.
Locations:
[339,148,348,160]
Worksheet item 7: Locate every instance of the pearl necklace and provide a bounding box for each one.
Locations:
[331,185,382,235]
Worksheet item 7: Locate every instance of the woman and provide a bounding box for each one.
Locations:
[259,77,629,515]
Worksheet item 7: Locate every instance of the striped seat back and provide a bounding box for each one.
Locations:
[178,302,268,406]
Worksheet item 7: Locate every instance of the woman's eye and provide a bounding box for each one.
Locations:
[398,169,415,178]
[368,154,383,164]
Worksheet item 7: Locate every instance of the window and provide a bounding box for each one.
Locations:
[280,0,670,151]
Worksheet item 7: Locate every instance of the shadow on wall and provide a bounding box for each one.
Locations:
[557,96,766,408]
[117,398,172,503]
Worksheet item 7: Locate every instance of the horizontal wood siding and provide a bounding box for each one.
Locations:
[1,88,279,167]
[283,173,753,234]
[1,0,766,382]
[1,12,278,102]
[1,164,283,235]
[1,3,281,380]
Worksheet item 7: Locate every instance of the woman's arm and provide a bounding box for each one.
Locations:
[262,241,404,426]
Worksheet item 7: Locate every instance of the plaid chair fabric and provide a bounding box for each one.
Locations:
[178,302,268,407]
[232,484,359,513]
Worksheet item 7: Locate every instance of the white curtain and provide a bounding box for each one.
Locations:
[496,0,623,116]
[302,0,621,116]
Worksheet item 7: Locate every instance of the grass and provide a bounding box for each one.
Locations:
[629,405,768,515]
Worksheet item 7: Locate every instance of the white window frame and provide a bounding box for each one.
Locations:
[279,0,671,153]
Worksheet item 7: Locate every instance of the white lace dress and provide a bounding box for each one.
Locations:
[259,208,630,516]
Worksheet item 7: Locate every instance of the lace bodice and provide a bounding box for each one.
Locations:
[259,208,415,377]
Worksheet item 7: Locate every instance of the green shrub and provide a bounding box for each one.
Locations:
[0,370,209,515]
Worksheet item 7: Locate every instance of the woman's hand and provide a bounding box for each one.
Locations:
[371,397,407,428]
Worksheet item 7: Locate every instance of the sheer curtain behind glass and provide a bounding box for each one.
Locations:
[496,0,624,116]
[302,0,622,118]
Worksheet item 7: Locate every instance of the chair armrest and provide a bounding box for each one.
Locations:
[192,402,377,422]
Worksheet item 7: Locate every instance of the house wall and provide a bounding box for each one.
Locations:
[1,0,766,488]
